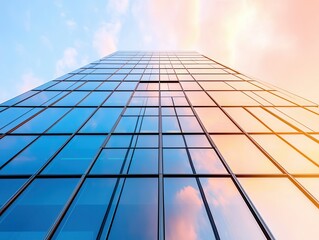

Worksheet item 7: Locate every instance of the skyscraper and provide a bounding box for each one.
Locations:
[0,51,318,239]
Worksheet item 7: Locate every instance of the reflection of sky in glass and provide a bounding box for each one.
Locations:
[239,178,319,239]
[108,178,158,240]
[200,178,266,239]
[164,178,216,240]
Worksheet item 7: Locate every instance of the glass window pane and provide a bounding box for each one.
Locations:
[1,136,68,175]
[108,178,158,240]
[54,92,89,106]
[106,135,133,148]
[129,149,158,174]
[0,178,78,239]
[0,179,27,207]
[136,135,158,148]
[17,91,65,106]
[115,116,139,133]
[97,82,119,91]
[53,178,116,239]
[48,108,94,133]
[0,108,42,134]
[247,107,296,132]
[185,135,211,147]
[200,178,265,239]
[208,91,259,106]
[252,135,319,174]
[297,178,319,201]
[189,149,227,174]
[0,136,36,167]
[140,116,158,132]
[1,91,36,106]
[163,135,185,148]
[224,107,270,133]
[14,108,69,134]
[103,92,132,106]
[78,92,110,106]
[163,149,192,174]
[80,108,122,133]
[195,107,241,133]
[185,91,216,106]
[90,149,128,174]
[239,177,319,239]
[164,178,216,239]
[178,116,203,133]
[42,136,106,175]
[162,116,180,133]
[210,135,280,174]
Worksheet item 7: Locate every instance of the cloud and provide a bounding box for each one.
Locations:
[55,47,78,76]
[129,0,319,103]
[166,185,204,240]
[107,0,129,15]
[19,71,43,92]
[66,19,77,29]
[92,22,121,57]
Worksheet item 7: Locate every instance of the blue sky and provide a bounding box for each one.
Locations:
[1,0,319,103]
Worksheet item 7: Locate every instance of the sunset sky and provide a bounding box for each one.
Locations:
[1,0,319,103]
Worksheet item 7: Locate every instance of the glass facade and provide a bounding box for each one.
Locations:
[0,51,319,239]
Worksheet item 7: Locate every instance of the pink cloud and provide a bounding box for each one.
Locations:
[131,0,319,103]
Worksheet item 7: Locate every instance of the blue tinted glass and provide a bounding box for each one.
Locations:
[54,92,89,106]
[76,82,101,90]
[53,178,116,240]
[125,74,141,81]
[123,107,142,116]
[48,108,94,133]
[162,107,175,115]
[108,178,158,240]
[105,135,133,148]
[0,136,36,167]
[0,179,27,207]
[78,92,110,106]
[0,108,42,134]
[1,91,36,106]
[115,116,139,133]
[0,107,38,129]
[117,82,137,90]
[81,74,109,81]
[33,81,57,90]
[17,91,65,106]
[42,136,105,175]
[107,74,126,81]
[0,178,78,240]
[162,116,180,133]
[164,178,216,239]
[103,92,132,106]
[80,108,122,133]
[136,135,158,148]
[163,149,192,174]
[1,136,68,175]
[140,116,158,132]
[129,149,158,174]
[90,149,127,174]
[48,82,80,91]
[97,82,119,91]
[14,108,69,133]
[163,135,185,147]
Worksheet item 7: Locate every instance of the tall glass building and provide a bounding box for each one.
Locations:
[0,51,319,240]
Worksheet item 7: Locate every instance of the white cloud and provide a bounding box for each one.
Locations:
[19,71,43,92]
[92,22,121,57]
[107,0,129,15]
[66,19,77,29]
[55,47,78,76]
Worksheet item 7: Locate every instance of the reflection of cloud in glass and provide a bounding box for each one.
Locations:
[200,178,265,239]
[164,178,215,240]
